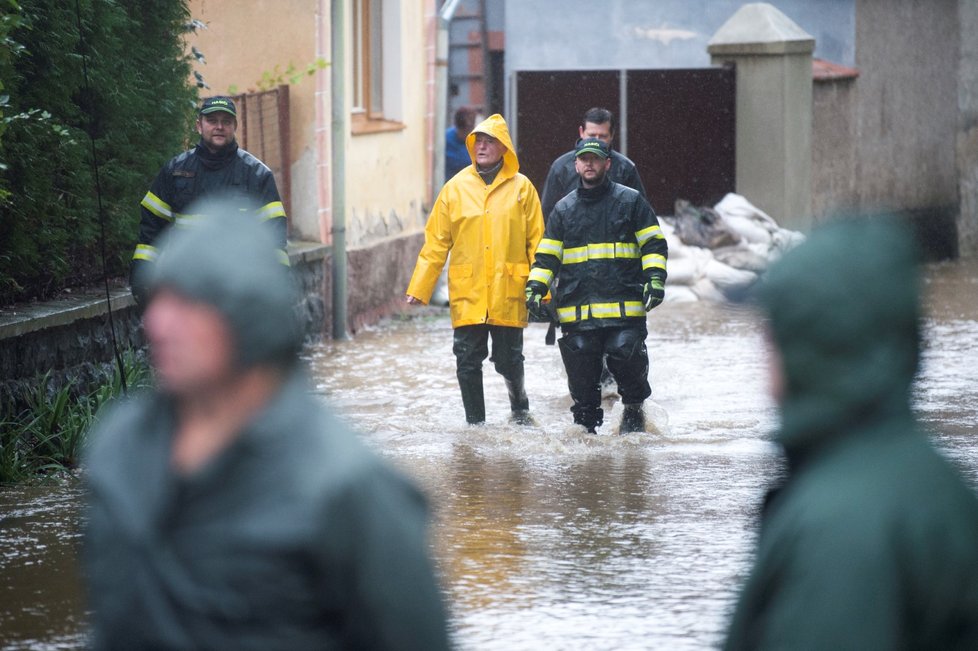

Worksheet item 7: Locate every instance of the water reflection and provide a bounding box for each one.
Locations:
[1,259,976,649]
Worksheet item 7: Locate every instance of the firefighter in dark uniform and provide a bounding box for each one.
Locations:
[129,96,288,309]
[525,138,667,434]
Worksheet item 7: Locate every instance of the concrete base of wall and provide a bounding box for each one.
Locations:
[0,232,426,402]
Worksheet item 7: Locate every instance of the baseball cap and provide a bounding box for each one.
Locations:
[199,96,237,117]
[575,137,610,159]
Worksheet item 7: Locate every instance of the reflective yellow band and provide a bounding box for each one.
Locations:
[642,253,667,271]
[615,242,640,258]
[140,191,173,222]
[528,267,553,286]
[174,213,202,227]
[132,243,158,262]
[276,248,291,266]
[259,201,286,222]
[563,246,588,264]
[536,238,563,258]
[587,242,616,259]
[557,301,645,323]
[636,225,664,246]
[563,241,640,264]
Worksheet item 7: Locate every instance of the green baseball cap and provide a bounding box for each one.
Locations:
[575,137,610,159]
[199,96,237,117]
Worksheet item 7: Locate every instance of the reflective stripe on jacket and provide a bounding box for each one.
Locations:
[407,114,544,328]
[129,142,288,307]
[529,176,667,330]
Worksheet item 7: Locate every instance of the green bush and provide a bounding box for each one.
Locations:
[0,0,198,304]
[0,351,152,483]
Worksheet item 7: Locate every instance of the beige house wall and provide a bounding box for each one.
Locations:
[186,0,321,241]
[185,0,431,248]
[341,2,430,249]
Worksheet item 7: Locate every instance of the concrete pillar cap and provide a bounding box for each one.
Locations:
[708,2,815,56]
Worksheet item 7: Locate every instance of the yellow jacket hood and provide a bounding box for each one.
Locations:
[465,113,519,181]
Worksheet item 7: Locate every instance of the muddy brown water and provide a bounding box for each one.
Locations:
[2,259,977,650]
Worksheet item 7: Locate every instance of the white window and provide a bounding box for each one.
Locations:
[352,0,402,130]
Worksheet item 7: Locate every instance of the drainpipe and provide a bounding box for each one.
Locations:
[433,0,463,197]
[330,0,348,340]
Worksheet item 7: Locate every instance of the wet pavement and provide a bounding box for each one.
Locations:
[1,259,977,650]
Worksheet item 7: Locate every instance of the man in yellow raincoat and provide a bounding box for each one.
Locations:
[406,114,544,425]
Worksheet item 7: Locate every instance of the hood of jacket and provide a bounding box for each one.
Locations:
[465,113,519,182]
[754,217,922,462]
[148,196,302,369]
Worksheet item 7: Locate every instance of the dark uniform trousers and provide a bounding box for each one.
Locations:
[453,324,527,423]
[558,325,652,429]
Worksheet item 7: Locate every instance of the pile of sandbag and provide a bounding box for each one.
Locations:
[660,193,804,302]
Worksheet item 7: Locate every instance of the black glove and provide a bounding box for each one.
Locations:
[643,277,665,311]
[525,281,548,321]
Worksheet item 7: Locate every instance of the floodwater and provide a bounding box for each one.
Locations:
[2,259,977,650]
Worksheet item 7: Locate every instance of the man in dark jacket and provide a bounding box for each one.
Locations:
[525,138,667,434]
[725,218,978,650]
[84,204,450,650]
[129,96,288,309]
[539,107,647,221]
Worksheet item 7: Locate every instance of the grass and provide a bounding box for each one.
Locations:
[0,353,152,484]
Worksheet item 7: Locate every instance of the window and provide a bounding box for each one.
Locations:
[352,0,403,133]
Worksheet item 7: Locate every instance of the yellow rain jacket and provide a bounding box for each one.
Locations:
[407,114,544,328]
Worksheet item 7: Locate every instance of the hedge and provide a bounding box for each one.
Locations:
[0,0,199,305]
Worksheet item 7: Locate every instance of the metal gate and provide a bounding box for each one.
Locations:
[513,68,735,216]
[231,85,292,228]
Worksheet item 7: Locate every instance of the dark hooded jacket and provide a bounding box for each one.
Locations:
[724,218,978,650]
[84,209,450,651]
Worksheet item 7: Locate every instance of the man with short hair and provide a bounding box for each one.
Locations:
[85,207,450,650]
[407,113,544,426]
[526,138,667,434]
[539,107,647,221]
[129,96,288,309]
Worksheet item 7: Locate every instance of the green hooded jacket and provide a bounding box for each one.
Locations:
[83,206,450,650]
[725,218,978,650]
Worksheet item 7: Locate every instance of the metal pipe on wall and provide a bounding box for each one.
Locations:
[330,0,348,339]
[433,0,463,197]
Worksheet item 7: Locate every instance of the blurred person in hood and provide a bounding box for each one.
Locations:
[406,113,545,426]
[84,199,450,651]
[724,217,978,650]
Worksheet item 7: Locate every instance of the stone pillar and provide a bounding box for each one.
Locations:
[708,3,814,231]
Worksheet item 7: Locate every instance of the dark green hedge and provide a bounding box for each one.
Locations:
[0,0,198,305]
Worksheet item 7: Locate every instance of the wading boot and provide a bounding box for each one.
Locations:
[505,373,534,426]
[619,403,646,434]
[458,375,486,425]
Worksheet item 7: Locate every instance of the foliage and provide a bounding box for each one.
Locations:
[0,0,199,305]
[227,57,329,95]
[0,351,152,484]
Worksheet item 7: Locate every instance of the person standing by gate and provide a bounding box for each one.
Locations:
[525,138,667,434]
[539,107,647,221]
[129,96,288,310]
[406,113,544,425]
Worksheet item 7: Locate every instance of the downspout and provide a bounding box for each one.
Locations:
[330,0,348,340]
[433,0,463,197]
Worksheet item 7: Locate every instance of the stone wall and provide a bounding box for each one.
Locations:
[811,0,961,258]
[0,232,427,399]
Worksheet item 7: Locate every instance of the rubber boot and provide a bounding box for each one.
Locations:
[505,372,533,426]
[458,375,486,424]
[619,402,646,434]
